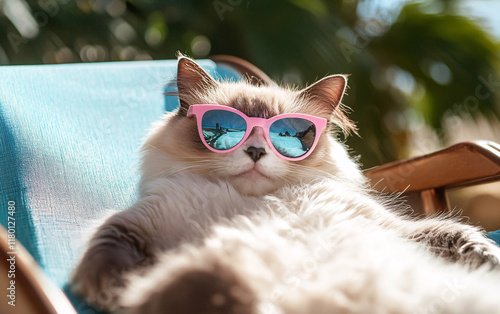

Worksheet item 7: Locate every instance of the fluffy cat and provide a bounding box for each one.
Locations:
[71,57,500,314]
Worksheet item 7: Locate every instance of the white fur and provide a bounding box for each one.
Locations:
[121,176,500,313]
[116,107,500,313]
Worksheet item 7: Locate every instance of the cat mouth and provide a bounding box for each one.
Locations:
[238,166,270,180]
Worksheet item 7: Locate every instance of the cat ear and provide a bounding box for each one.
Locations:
[299,75,347,115]
[176,56,219,116]
[298,75,356,135]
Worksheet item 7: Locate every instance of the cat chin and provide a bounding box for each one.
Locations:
[228,175,281,196]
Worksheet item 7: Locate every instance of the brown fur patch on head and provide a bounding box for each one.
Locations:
[231,95,276,119]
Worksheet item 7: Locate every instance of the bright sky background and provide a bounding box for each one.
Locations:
[459,0,500,38]
[370,0,500,39]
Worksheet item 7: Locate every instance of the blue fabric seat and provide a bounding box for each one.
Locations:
[0,59,240,313]
[488,230,500,245]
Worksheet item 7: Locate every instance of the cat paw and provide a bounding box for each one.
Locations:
[458,237,500,269]
[70,250,128,311]
[415,227,500,270]
[123,261,256,314]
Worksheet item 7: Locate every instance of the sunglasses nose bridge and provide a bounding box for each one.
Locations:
[243,125,269,153]
[246,116,269,135]
[247,125,266,137]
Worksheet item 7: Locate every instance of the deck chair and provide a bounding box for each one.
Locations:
[1,56,499,314]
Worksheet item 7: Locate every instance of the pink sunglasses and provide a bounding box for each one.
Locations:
[187,104,327,161]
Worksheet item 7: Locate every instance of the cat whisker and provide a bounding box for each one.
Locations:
[154,162,231,180]
[144,143,219,162]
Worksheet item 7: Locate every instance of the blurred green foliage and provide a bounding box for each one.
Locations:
[1,0,499,168]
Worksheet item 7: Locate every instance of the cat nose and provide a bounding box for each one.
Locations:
[245,146,267,162]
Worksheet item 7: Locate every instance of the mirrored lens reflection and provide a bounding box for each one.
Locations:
[201,110,247,150]
[269,118,316,158]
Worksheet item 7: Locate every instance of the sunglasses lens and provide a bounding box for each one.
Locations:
[201,110,247,150]
[269,118,316,158]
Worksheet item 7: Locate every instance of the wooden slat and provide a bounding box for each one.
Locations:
[421,188,449,215]
[364,141,500,193]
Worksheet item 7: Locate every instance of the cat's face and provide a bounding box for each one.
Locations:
[140,57,361,196]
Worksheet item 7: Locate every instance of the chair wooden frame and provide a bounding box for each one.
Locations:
[364,141,500,215]
[0,225,77,314]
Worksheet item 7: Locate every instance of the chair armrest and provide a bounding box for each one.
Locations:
[0,225,76,314]
[364,141,500,193]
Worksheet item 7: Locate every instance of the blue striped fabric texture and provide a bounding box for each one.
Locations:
[0,59,240,313]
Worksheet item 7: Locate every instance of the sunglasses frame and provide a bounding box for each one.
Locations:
[187,104,327,161]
